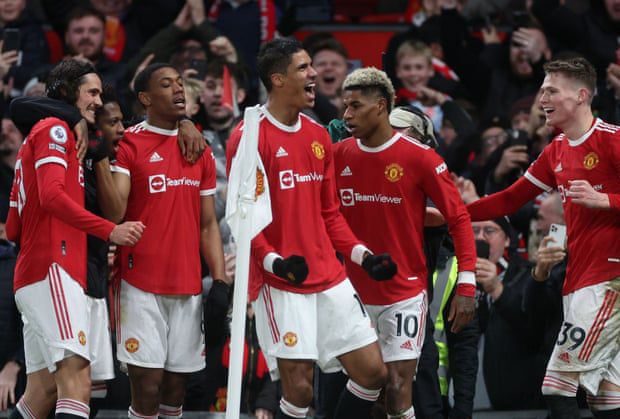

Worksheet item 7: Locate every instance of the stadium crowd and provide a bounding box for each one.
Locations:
[1,0,620,418]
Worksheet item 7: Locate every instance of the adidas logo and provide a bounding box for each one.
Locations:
[149,152,163,163]
[340,166,352,176]
[554,162,562,172]
[558,352,570,363]
[400,340,414,351]
[276,146,288,158]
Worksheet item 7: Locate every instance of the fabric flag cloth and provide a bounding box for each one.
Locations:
[222,64,241,118]
[224,104,272,419]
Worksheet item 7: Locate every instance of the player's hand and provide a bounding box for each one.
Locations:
[73,119,88,162]
[424,207,446,227]
[86,132,110,163]
[493,145,529,182]
[452,174,479,204]
[448,294,475,333]
[533,236,566,282]
[254,408,274,419]
[567,179,610,209]
[0,361,19,411]
[272,255,308,286]
[362,253,397,281]
[177,119,206,163]
[109,221,146,246]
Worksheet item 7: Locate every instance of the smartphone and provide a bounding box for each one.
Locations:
[476,239,490,259]
[546,223,567,248]
[2,28,20,53]
[189,59,207,80]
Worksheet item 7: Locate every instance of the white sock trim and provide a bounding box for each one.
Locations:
[346,379,381,402]
[128,406,158,419]
[279,398,309,418]
[541,371,578,397]
[158,403,183,418]
[587,390,620,411]
[56,399,90,418]
[387,406,415,419]
[16,397,36,419]
[91,382,108,399]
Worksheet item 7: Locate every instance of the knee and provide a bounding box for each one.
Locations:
[364,363,388,390]
[385,373,406,396]
[287,380,314,407]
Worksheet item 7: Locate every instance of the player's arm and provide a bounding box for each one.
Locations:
[8,96,81,137]
[323,138,396,280]
[37,163,143,245]
[95,157,125,223]
[200,195,226,282]
[177,119,206,163]
[466,176,544,220]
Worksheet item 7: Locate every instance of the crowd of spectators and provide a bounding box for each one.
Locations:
[1,0,619,417]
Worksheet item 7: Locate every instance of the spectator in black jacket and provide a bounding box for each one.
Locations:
[0,222,24,412]
[473,217,546,410]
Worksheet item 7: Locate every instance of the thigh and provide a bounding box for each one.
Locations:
[253,284,318,380]
[547,280,620,394]
[316,279,378,373]
[116,280,166,369]
[16,265,90,374]
[88,297,114,381]
[165,294,205,373]
[368,292,427,365]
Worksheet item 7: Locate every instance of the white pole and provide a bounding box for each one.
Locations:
[225,204,252,419]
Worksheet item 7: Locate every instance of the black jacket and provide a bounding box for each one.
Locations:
[0,241,23,367]
[480,253,547,410]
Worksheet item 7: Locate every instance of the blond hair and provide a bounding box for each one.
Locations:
[342,67,395,111]
[396,40,432,66]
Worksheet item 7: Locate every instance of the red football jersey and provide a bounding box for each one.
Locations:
[226,108,365,299]
[525,118,620,294]
[334,133,476,305]
[10,118,114,291]
[112,121,216,295]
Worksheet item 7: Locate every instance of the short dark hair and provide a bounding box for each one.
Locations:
[46,59,99,105]
[543,57,597,95]
[309,37,348,60]
[66,4,106,29]
[257,38,304,92]
[134,62,176,98]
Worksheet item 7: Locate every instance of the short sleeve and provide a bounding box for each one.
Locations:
[200,148,217,196]
[111,138,133,177]
[32,121,72,170]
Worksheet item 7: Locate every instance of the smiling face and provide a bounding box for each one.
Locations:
[313,49,348,98]
[0,0,25,23]
[395,54,434,91]
[539,72,584,131]
[277,49,317,110]
[140,67,186,121]
[75,73,103,125]
[343,89,384,140]
[510,43,533,79]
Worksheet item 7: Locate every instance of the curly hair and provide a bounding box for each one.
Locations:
[342,67,395,111]
[46,59,99,105]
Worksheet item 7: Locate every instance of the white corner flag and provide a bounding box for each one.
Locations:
[224,105,272,419]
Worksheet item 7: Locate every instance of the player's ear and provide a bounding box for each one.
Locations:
[138,91,151,108]
[271,72,285,89]
[577,87,588,105]
[236,87,246,105]
[377,97,387,114]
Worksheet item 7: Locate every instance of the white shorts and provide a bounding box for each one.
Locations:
[547,278,620,394]
[15,264,90,374]
[366,291,427,364]
[87,297,114,381]
[253,279,378,380]
[116,280,205,373]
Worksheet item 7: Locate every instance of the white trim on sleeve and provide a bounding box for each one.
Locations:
[456,271,476,286]
[263,252,281,274]
[110,165,130,177]
[9,201,17,207]
[524,172,552,192]
[34,156,67,170]
[351,244,371,266]
[200,188,216,196]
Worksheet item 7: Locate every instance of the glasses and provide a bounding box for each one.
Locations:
[473,226,501,237]
[482,132,508,147]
